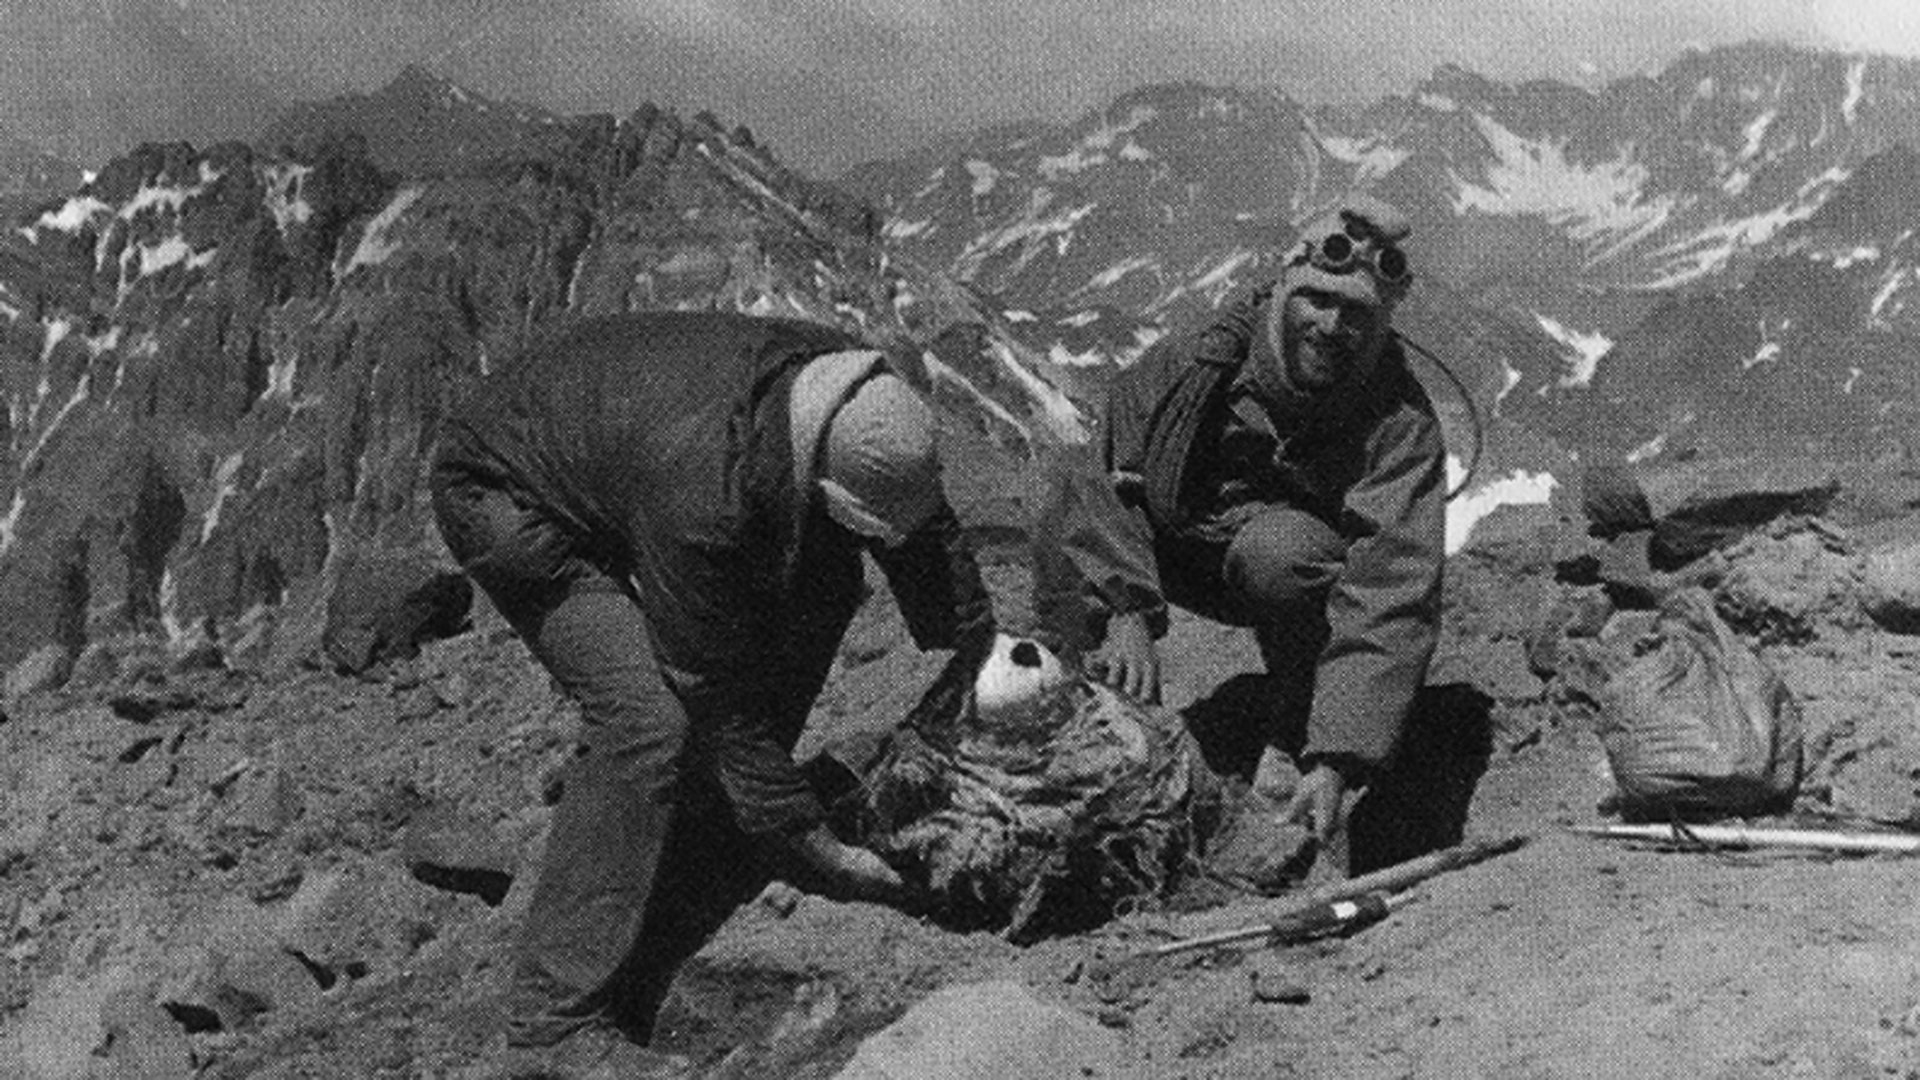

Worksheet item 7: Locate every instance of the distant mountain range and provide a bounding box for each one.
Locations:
[847,43,1920,468]
[5,43,1920,668]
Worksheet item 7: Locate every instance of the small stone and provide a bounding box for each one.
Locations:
[402,803,516,906]
[1863,543,1920,634]
[1250,971,1311,1005]
[169,637,226,674]
[216,764,301,840]
[6,644,72,701]
[434,673,472,709]
[274,853,458,984]
[757,881,801,918]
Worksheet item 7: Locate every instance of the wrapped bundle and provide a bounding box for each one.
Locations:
[856,636,1219,940]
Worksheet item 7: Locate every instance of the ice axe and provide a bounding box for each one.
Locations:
[1087,834,1526,987]
[1572,821,1920,855]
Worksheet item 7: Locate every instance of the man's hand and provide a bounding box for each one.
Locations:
[1085,611,1161,703]
[788,824,906,903]
[1279,761,1355,846]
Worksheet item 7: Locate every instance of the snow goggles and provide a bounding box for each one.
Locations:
[1301,219,1412,286]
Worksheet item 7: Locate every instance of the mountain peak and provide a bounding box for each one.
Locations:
[262,65,565,176]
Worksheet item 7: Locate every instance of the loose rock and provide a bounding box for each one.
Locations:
[275,853,467,984]
[1248,955,1311,1005]
[401,802,517,906]
[6,645,73,702]
[156,896,324,1031]
[1861,542,1920,634]
[836,980,1123,1080]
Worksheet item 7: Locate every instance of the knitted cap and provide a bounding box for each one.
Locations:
[1282,194,1414,311]
[817,372,942,546]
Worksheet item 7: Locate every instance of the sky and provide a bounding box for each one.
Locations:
[25,1,1920,174]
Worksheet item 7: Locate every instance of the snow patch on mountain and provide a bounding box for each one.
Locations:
[262,346,298,402]
[29,195,109,239]
[1739,110,1777,163]
[137,235,213,278]
[966,160,1000,198]
[1193,250,1255,294]
[1870,267,1911,324]
[1833,246,1879,268]
[264,163,313,234]
[1317,127,1410,183]
[1494,355,1524,408]
[24,374,90,471]
[1844,60,1867,125]
[200,451,245,544]
[84,328,120,359]
[1124,326,1166,363]
[1046,341,1109,367]
[923,350,1029,442]
[1088,255,1157,291]
[1038,104,1159,179]
[0,490,25,559]
[953,189,1096,281]
[340,186,422,277]
[988,338,1089,443]
[884,217,933,241]
[1642,167,1847,288]
[1419,92,1458,113]
[1534,314,1612,387]
[1450,113,1671,251]
[39,318,71,364]
[1445,456,1557,553]
[122,164,219,222]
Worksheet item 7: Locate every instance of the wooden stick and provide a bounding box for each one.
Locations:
[1142,890,1414,960]
[1172,834,1528,940]
[1572,822,1920,855]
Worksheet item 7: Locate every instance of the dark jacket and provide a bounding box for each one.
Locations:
[436,311,992,829]
[1035,287,1446,769]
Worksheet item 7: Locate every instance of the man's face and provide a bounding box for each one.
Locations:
[1279,286,1389,393]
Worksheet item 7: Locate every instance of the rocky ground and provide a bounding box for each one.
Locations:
[12,473,1920,1078]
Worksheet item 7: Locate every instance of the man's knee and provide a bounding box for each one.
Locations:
[1223,507,1345,612]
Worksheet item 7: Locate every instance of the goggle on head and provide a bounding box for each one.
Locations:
[1288,211,1413,292]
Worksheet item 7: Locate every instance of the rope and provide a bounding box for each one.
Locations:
[1395,331,1484,502]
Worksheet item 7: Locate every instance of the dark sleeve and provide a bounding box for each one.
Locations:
[673,668,828,837]
[1028,431,1168,654]
[1027,342,1196,654]
[870,501,995,655]
[1303,394,1447,771]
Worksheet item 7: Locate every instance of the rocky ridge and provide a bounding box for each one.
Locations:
[0,69,1075,671]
